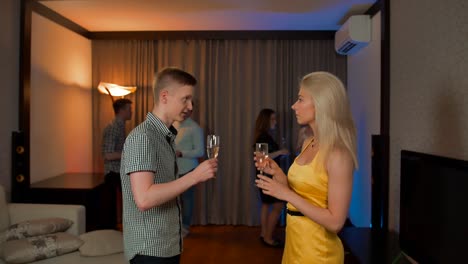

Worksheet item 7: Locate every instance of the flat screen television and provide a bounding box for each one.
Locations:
[400,150,468,263]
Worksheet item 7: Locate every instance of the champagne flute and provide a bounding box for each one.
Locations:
[255,143,269,175]
[206,135,220,159]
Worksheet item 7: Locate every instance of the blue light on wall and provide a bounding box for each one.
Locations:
[348,116,371,227]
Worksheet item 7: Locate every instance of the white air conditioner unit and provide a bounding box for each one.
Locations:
[335,15,371,55]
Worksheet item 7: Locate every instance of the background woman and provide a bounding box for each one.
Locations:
[253,108,289,247]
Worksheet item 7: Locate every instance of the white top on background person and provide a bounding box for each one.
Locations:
[174,116,204,174]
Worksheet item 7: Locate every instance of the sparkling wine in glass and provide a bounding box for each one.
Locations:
[255,143,269,175]
[206,135,220,159]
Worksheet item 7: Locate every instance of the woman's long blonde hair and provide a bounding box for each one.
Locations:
[301,71,358,169]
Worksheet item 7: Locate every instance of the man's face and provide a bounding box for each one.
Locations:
[166,84,194,123]
[121,103,132,121]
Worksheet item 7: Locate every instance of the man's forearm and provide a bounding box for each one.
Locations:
[131,173,197,211]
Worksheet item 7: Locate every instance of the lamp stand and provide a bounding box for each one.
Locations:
[103,87,114,104]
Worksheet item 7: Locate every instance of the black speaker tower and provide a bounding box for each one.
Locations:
[11,131,29,202]
[371,134,389,230]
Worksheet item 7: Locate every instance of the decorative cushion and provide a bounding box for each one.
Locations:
[79,229,123,256]
[1,217,73,241]
[1,232,83,263]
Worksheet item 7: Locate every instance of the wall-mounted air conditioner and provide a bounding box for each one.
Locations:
[335,15,371,55]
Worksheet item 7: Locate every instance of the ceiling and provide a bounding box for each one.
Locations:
[39,0,377,31]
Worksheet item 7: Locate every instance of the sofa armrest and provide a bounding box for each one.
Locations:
[8,203,86,236]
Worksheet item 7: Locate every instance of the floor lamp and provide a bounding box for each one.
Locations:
[97,82,137,103]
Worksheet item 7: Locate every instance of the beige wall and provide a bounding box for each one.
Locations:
[390,0,468,231]
[0,0,20,195]
[347,12,381,227]
[30,13,93,183]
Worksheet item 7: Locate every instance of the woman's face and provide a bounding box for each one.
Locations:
[291,87,315,126]
[269,113,277,129]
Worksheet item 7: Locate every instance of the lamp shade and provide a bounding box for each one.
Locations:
[98,82,137,97]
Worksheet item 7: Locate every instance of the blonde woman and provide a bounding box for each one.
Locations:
[255,71,357,263]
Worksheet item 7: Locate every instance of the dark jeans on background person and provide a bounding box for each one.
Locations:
[99,171,121,229]
[179,169,195,228]
[130,254,180,264]
[181,186,194,228]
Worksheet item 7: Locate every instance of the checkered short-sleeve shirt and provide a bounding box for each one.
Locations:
[120,112,182,260]
[102,118,125,174]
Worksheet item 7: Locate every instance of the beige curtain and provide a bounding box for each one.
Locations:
[92,40,154,172]
[92,38,346,225]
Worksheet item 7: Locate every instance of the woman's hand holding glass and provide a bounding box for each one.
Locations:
[253,154,288,186]
[253,156,290,201]
[255,174,291,201]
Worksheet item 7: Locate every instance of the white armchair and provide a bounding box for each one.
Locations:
[0,184,86,235]
[8,203,86,236]
[0,185,127,264]
[0,185,84,264]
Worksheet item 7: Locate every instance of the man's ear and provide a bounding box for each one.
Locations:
[160,89,168,104]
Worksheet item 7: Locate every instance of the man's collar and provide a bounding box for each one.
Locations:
[146,112,177,141]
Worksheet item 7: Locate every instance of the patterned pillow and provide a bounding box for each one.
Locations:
[1,232,83,263]
[1,218,73,241]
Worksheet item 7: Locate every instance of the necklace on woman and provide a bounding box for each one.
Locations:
[310,137,316,148]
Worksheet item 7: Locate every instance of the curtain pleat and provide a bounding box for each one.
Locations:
[91,38,346,225]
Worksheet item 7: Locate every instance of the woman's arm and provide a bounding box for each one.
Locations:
[257,148,353,233]
[268,148,289,159]
[289,148,353,233]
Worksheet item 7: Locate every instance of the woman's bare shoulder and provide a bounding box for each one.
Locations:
[327,146,354,172]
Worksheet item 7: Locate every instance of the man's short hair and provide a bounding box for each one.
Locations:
[153,67,197,102]
[113,98,132,114]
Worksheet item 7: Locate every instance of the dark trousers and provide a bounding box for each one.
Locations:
[179,169,195,228]
[100,171,121,229]
[130,254,180,264]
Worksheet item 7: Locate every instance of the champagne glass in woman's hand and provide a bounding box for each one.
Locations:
[255,143,269,175]
[206,135,220,159]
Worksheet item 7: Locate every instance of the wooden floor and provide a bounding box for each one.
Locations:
[181,225,285,264]
[180,225,359,264]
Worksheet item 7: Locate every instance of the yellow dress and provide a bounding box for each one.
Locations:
[282,140,344,264]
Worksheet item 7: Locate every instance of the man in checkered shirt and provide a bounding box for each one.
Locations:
[102,98,132,229]
[121,67,218,264]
